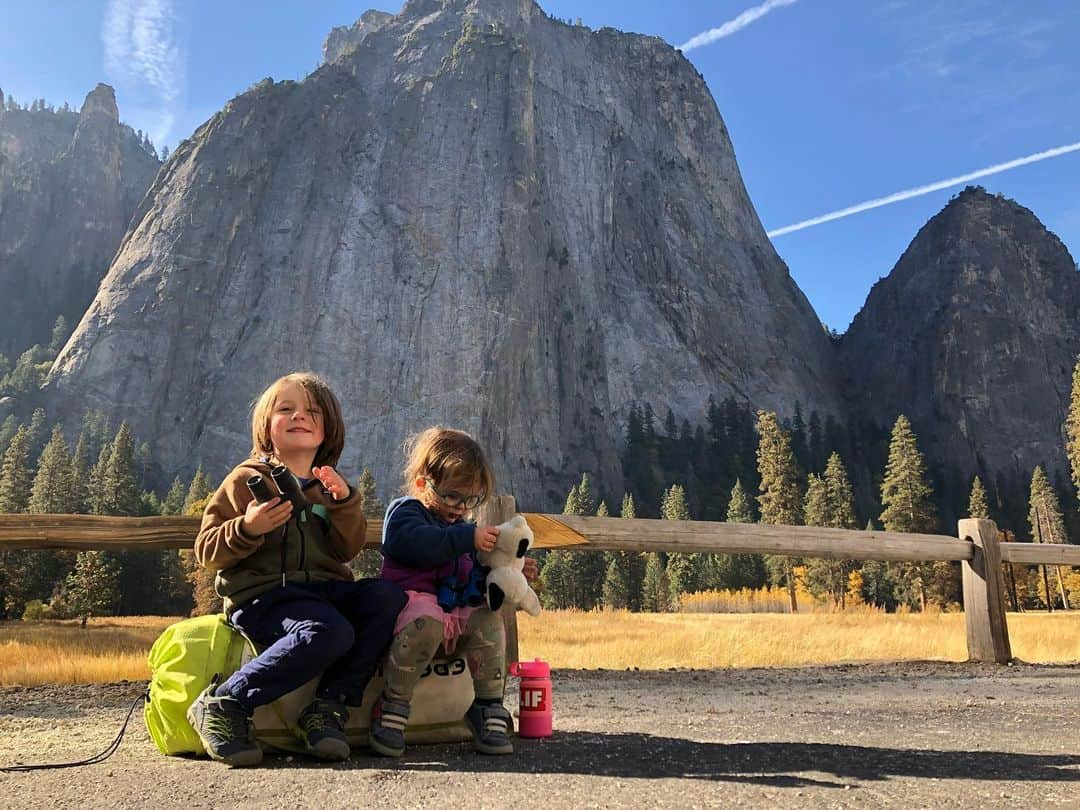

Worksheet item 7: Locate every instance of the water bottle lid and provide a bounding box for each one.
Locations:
[512,658,550,677]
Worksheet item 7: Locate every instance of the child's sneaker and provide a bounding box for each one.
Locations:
[464,700,514,755]
[187,684,263,767]
[297,698,351,761]
[369,695,410,757]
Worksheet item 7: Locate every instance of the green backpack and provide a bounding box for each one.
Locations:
[144,614,251,756]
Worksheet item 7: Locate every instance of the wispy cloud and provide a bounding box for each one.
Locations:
[679,0,799,52]
[767,141,1080,237]
[102,0,185,146]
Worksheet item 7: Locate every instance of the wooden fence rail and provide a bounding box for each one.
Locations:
[2,510,1078,665]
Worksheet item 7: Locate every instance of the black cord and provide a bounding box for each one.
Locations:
[0,692,143,772]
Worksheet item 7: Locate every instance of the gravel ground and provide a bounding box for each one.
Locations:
[1,662,1078,809]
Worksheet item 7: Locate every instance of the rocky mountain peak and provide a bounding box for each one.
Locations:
[79,83,119,122]
[0,85,159,357]
[839,184,1080,498]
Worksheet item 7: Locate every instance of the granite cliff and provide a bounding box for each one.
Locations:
[45,0,842,507]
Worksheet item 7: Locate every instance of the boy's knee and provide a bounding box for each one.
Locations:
[301,616,355,662]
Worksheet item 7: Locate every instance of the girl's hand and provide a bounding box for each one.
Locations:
[241,496,292,537]
[312,466,349,501]
[474,525,500,553]
[522,556,539,582]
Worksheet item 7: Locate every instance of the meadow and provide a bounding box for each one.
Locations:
[1,611,1079,686]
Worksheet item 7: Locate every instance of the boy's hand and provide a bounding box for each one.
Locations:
[241,496,291,537]
[474,525,500,553]
[522,556,539,582]
[312,466,349,501]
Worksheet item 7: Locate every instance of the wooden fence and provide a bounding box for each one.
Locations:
[3,501,1079,665]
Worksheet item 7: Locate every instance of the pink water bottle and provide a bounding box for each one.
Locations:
[509,659,552,738]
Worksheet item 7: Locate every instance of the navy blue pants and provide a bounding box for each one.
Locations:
[217,578,406,712]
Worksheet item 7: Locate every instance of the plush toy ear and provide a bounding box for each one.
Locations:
[488,582,506,611]
[516,537,529,558]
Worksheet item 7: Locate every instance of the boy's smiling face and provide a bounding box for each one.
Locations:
[269,381,325,459]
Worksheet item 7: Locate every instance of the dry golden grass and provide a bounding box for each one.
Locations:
[519,610,1080,669]
[2,612,1078,686]
[0,617,174,687]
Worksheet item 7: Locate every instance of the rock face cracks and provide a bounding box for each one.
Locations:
[45,1,841,506]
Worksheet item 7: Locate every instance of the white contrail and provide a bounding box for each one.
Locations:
[102,0,184,146]
[767,141,1080,238]
[679,0,799,52]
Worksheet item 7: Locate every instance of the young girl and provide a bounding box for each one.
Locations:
[369,427,513,757]
[189,372,406,767]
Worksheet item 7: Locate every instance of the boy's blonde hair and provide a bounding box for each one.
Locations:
[250,372,345,468]
[402,427,495,502]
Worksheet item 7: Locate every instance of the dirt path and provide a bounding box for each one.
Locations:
[1,662,1078,809]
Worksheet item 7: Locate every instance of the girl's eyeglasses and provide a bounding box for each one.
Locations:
[425,478,483,510]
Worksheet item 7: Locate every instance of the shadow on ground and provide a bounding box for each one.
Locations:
[268,733,1080,789]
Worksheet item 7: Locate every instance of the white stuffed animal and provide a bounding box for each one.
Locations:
[476,514,541,617]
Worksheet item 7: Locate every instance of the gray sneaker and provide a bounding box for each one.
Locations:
[464,701,514,755]
[186,684,263,767]
[368,696,410,758]
[297,698,351,761]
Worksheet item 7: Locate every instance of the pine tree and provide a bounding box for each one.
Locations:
[26,408,47,465]
[1066,356,1080,498]
[641,552,669,612]
[596,500,609,517]
[100,423,141,516]
[356,468,386,518]
[576,473,598,515]
[823,453,857,530]
[756,411,803,526]
[1029,466,1070,610]
[48,315,69,355]
[0,415,18,455]
[879,415,937,610]
[0,426,32,514]
[1,424,65,615]
[803,474,828,527]
[66,551,122,618]
[603,492,645,610]
[726,479,754,523]
[350,468,386,578]
[756,410,802,612]
[661,484,696,607]
[802,472,846,607]
[184,467,213,513]
[160,476,186,515]
[968,476,990,519]
[86,444,112,515]
[562,483,582,516]
[879,415,936,533]
[28,425,75,514]
[600,554,631,609]
[538,551,575,610]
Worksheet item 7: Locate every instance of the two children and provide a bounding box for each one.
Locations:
[192,374,518,765]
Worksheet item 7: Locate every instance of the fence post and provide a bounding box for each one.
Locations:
[475,495,520,668]
[958,518,1012,663]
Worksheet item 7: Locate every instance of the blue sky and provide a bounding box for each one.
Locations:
[2,0,1078,332]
